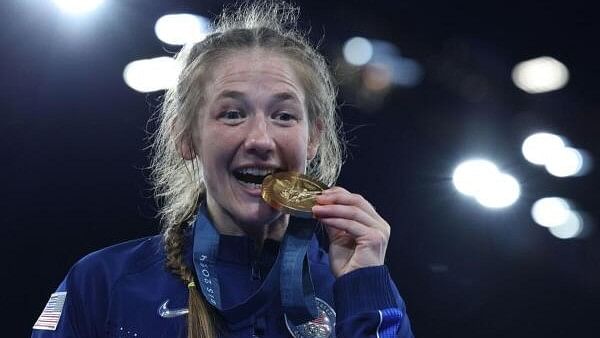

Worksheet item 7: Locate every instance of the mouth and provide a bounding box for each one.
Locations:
[232,166,280,191]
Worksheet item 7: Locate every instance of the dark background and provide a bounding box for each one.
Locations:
[3,0,599,337]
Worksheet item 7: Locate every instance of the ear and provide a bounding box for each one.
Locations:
[307,119,323,161]
[178,135,196,160]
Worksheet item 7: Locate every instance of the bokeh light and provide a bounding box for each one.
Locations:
[390,57,423,87]
[363,63,392,92]
[512,56,569,94]
[474,173,521,209]
[155,14,211,45]
[531,197,571,227]
[548,210,583,239]
[123,57,181,93]
[343,37,373,66]
[522,133,592,177]
[453,159,521,209]
[522,132,565,166]
[369,40,423,87]
[453,159,500,197]
[545,146,584,177]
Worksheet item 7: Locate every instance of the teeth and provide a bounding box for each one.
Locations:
[237,167,276,175]
[239,181,262,188]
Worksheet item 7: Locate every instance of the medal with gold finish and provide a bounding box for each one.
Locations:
[261,172,328,218]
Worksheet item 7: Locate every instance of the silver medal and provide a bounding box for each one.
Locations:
[284,298,336,338]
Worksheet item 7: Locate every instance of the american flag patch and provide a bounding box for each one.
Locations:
[33,292,67,331]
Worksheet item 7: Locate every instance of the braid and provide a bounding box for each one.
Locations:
[164,222,219,338]
[164,222,193,281]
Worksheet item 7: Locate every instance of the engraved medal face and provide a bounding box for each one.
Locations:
[261,172,328,218]
[284,298,336,338]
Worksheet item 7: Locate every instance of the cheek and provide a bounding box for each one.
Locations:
[278,129,310,168]
[200,138,229,166]
[197,126,229,170]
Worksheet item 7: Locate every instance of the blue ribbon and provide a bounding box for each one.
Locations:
[192,206,318,327]
[280,219,319,325]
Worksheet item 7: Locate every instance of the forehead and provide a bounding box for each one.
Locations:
[207,49,305,102]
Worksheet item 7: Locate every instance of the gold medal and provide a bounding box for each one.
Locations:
[261,172,328,218]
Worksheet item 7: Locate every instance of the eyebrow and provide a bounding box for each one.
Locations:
[271,92,301,104]
[214,90,301,104]
[214,90,245,101]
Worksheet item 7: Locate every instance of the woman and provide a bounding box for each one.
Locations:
[32,2,414,337]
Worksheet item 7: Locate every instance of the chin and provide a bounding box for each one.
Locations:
[233,201,282,227]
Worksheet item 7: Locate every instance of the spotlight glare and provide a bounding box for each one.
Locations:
[474,173,521,209]
[548,210,583,239]
[53,0,104,14]
[155,14,211,45]
[123,57,181,93]
[545,147,583,177]
[531,197,571,227]
[452,159,499,197]
[343,37,373,66]
[522,132,565,165]
[512,56,569,94]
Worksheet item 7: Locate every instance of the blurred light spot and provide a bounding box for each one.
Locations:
[363,63,392,92]
[474,173,521,209]
[512,56,569,94]
[369,40,423,87]
[548,210,583,239]
[522,132,565,165]
[391,57,423,87]
[574,149,594,176]
[531,197,571,227]
[155,14,211,45]
[123,57,181,93]
[53,0,104,14]
[453,159,499,196]
[343,37,373,66]
[370,40,398,57]
[545,147,583,177]
[372,56,423,88]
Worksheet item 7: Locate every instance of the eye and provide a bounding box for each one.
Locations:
[223,110,244,119]
[219,109,247,124]
[273,111,298,124]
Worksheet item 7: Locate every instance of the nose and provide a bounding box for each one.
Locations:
[243,115,275,158]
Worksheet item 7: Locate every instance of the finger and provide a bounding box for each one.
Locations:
[317,189,369,208]
[321,219,345,242]
[313,204,377,230]
[318,217,370,238]
[321,186,349,194]
[316,190,381,221]
[317,187,391,236]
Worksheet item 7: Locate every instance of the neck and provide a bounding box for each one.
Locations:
[205,199,289,246]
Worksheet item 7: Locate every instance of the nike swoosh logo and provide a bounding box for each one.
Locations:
[157,300,189,318]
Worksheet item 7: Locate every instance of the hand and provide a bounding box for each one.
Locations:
[312,187,390,278]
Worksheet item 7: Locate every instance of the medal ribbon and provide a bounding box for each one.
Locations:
[192,207,281,327]
[192,206,319,327]
[280,219,319,325]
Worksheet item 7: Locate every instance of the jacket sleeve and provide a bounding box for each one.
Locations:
[32,256,107,338]
[333,265,414,337]
[31,277,86,337]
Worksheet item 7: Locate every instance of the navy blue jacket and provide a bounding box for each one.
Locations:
[32,230,413,337]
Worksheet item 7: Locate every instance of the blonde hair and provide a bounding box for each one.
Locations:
[149,1,344,337]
